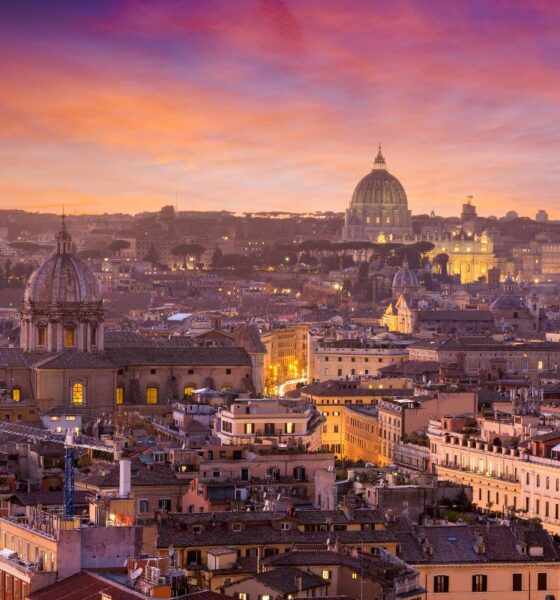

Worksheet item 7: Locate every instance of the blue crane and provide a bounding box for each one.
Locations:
[0,421,113,519]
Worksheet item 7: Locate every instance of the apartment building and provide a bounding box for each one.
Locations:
[410,338,560,382]
[216,399,323,451]
[311,338,409,382]
[428,415,560,535]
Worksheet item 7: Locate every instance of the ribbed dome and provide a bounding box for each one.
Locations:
[392,261,418,289]
[350,149,407,208]
[490,294,525,311]
[24,221,101,305]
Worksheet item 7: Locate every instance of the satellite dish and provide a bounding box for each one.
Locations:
[168,544,175,557]
[131,568,143,581]
[123,559,129,567]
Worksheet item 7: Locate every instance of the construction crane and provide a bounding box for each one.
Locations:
[0,421,114,519]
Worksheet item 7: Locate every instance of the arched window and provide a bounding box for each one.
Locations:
[72,383,84,406]
[146,387,158,405]
[11,387,21,402]
[64,328,75,347]
[115,386,124,405]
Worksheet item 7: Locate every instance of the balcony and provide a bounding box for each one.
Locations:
[437,462,519,484]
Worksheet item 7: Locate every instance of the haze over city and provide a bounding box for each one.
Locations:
[2,0,560,216]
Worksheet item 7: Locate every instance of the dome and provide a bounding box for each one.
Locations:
[350,148,408,208]
[24,221,101,306]
[392,260,418,289]
[490,294,525,311]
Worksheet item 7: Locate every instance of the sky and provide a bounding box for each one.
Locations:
[1,0,560,218]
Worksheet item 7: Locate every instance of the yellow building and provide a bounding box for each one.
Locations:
[300,378,412,459]
[428,416,560,536]
[428,231,495,284]
[262,325,308,395]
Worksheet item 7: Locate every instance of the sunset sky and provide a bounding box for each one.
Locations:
[1,0,560,217]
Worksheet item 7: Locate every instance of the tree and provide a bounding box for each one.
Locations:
[144,244,160,268]
[433,253,450,277]
[78,249,102,260]
[108,239,131,256]
[171,243,205,269]
[211,247,223,267]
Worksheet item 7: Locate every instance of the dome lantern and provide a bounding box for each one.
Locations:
[373,144,386,171]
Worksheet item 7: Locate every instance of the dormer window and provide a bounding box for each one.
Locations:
[232,523,242,532]
[280,522,290,531]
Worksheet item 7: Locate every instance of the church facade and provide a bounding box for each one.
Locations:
[0,221,258,420]
[342,148,413,242]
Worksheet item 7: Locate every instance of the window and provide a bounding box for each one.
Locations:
[11,387,21,402]
[71,383,84,406]
[258,596,270,600]
[512,573,522,591]
[91,326,98,346]
[472,575,487,592]
[226,368,232,375]
[537,573,547,591]
[322,570,331,580]
[244,423,255,434]
[38,327,46,346]
[280,523,290,531]
[351,572,358,580]
[184,386,195,397]
[239,594,249,600]
[285,422,295,434]
[434,575,449,593]
[159,498,171,511]
[146,387,158,404]
[115,386,124,405]
[138,499,149,513]
[64,327,75,347]
[150,368,157,375]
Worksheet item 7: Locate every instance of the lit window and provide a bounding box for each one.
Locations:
[72,383,84,405]
[352,572,358,579]
[285,422,295,434]
[50,416,59,421]
[11,388,20,402]
[146,387,158,405]
[64,328,75,347]
[38,327,46,346]
[116,387,124,405]
[184,387,195,397]
[66,416,76,421]
[322,570,331,580]
[56,426,62,433]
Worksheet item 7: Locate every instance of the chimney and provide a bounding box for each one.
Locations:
[119,459,132,498]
